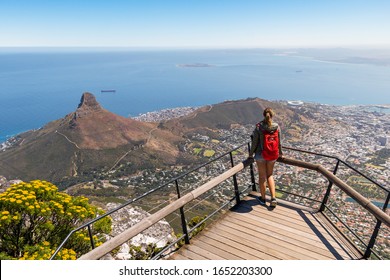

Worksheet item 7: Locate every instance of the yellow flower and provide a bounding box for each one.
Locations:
[1,216,8,220]
[1,211,9,215]
[13,216,18,220]
[16,200,22,204]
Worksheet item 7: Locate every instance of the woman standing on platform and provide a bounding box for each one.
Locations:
[249,108,283,207]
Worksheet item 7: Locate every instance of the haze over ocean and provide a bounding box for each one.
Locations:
[1,48,390,142]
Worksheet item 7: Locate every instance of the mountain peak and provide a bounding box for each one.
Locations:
[77,92,102,111]
[73,92,103,120]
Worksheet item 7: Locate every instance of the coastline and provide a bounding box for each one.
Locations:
[2,101,389,145]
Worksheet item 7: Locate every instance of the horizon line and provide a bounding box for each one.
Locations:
[1,45,390,51]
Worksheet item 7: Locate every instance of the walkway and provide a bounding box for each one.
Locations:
[169,192,362,260]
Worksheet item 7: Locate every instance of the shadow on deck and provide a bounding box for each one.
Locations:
[169,192,362,260]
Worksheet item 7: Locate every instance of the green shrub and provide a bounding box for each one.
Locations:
[0,180,111,260]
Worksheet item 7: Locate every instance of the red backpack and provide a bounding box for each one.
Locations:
[260,126,279,161]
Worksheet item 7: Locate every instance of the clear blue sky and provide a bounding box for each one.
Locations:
[1,0,389,48]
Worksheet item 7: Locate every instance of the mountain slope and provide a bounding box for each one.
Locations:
[164,97,297,136]
[0,93,182,184]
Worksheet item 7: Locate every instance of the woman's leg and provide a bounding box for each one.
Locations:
[265,161,276,199]
[256,160,267,200]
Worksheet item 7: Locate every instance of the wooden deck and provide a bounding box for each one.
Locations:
[169,192,363,260]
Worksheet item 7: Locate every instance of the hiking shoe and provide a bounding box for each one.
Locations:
[257,196,266,205]
[270,198,277,207]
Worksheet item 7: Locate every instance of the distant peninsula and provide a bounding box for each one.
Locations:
[176,63,214,68]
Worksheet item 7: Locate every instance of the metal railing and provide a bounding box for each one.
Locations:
[51,143,389,260]
[50,142,256,260]
[278,146,389,260]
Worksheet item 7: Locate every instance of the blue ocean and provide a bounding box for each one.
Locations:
[1,48,390,142]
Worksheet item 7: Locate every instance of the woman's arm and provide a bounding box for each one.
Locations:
[249,128,259,157]
[278,128,283,156]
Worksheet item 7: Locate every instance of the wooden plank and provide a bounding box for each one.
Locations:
[184,244,225,260]
[169,194,362,261]
[213,220,324,259]
[204,228,281,260]
[237,203,322,230]
[202,223,287,260]
[229,210,353,256]
[237,200,327,232]
[247,192,317,212]
[243,194,314,215]
[202,231,265,260]
[209,225,298,260]
[228,212,352,259]
[199,233,259,260]
[242,203,324,229]
[235,207,357,259]
[189,234,244,260]
[219,217,343,259]
[168,253,190,260]
[230,208,351,250]
[236,203,337,237]
[230,207,345,247]
[177,248,208,260]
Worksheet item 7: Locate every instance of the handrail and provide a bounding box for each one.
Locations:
[283,146,388,192]
[78,158,254,260]
[278,157,390,227]
[50,143,248,259]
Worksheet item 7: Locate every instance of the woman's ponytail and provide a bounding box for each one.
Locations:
[263,108,274,127]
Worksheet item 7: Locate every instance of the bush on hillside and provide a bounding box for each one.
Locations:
[0,180,111,260]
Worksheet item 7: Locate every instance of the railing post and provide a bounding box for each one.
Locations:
[230,152,240,205]
[363,191,390,259]
[247,142,256,191]
[320,159,340,212]
[87,225,95,249]
[175,180,190,244]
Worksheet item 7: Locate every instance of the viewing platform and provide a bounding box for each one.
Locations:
[51,144,390,261]
[169,192,362,260]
